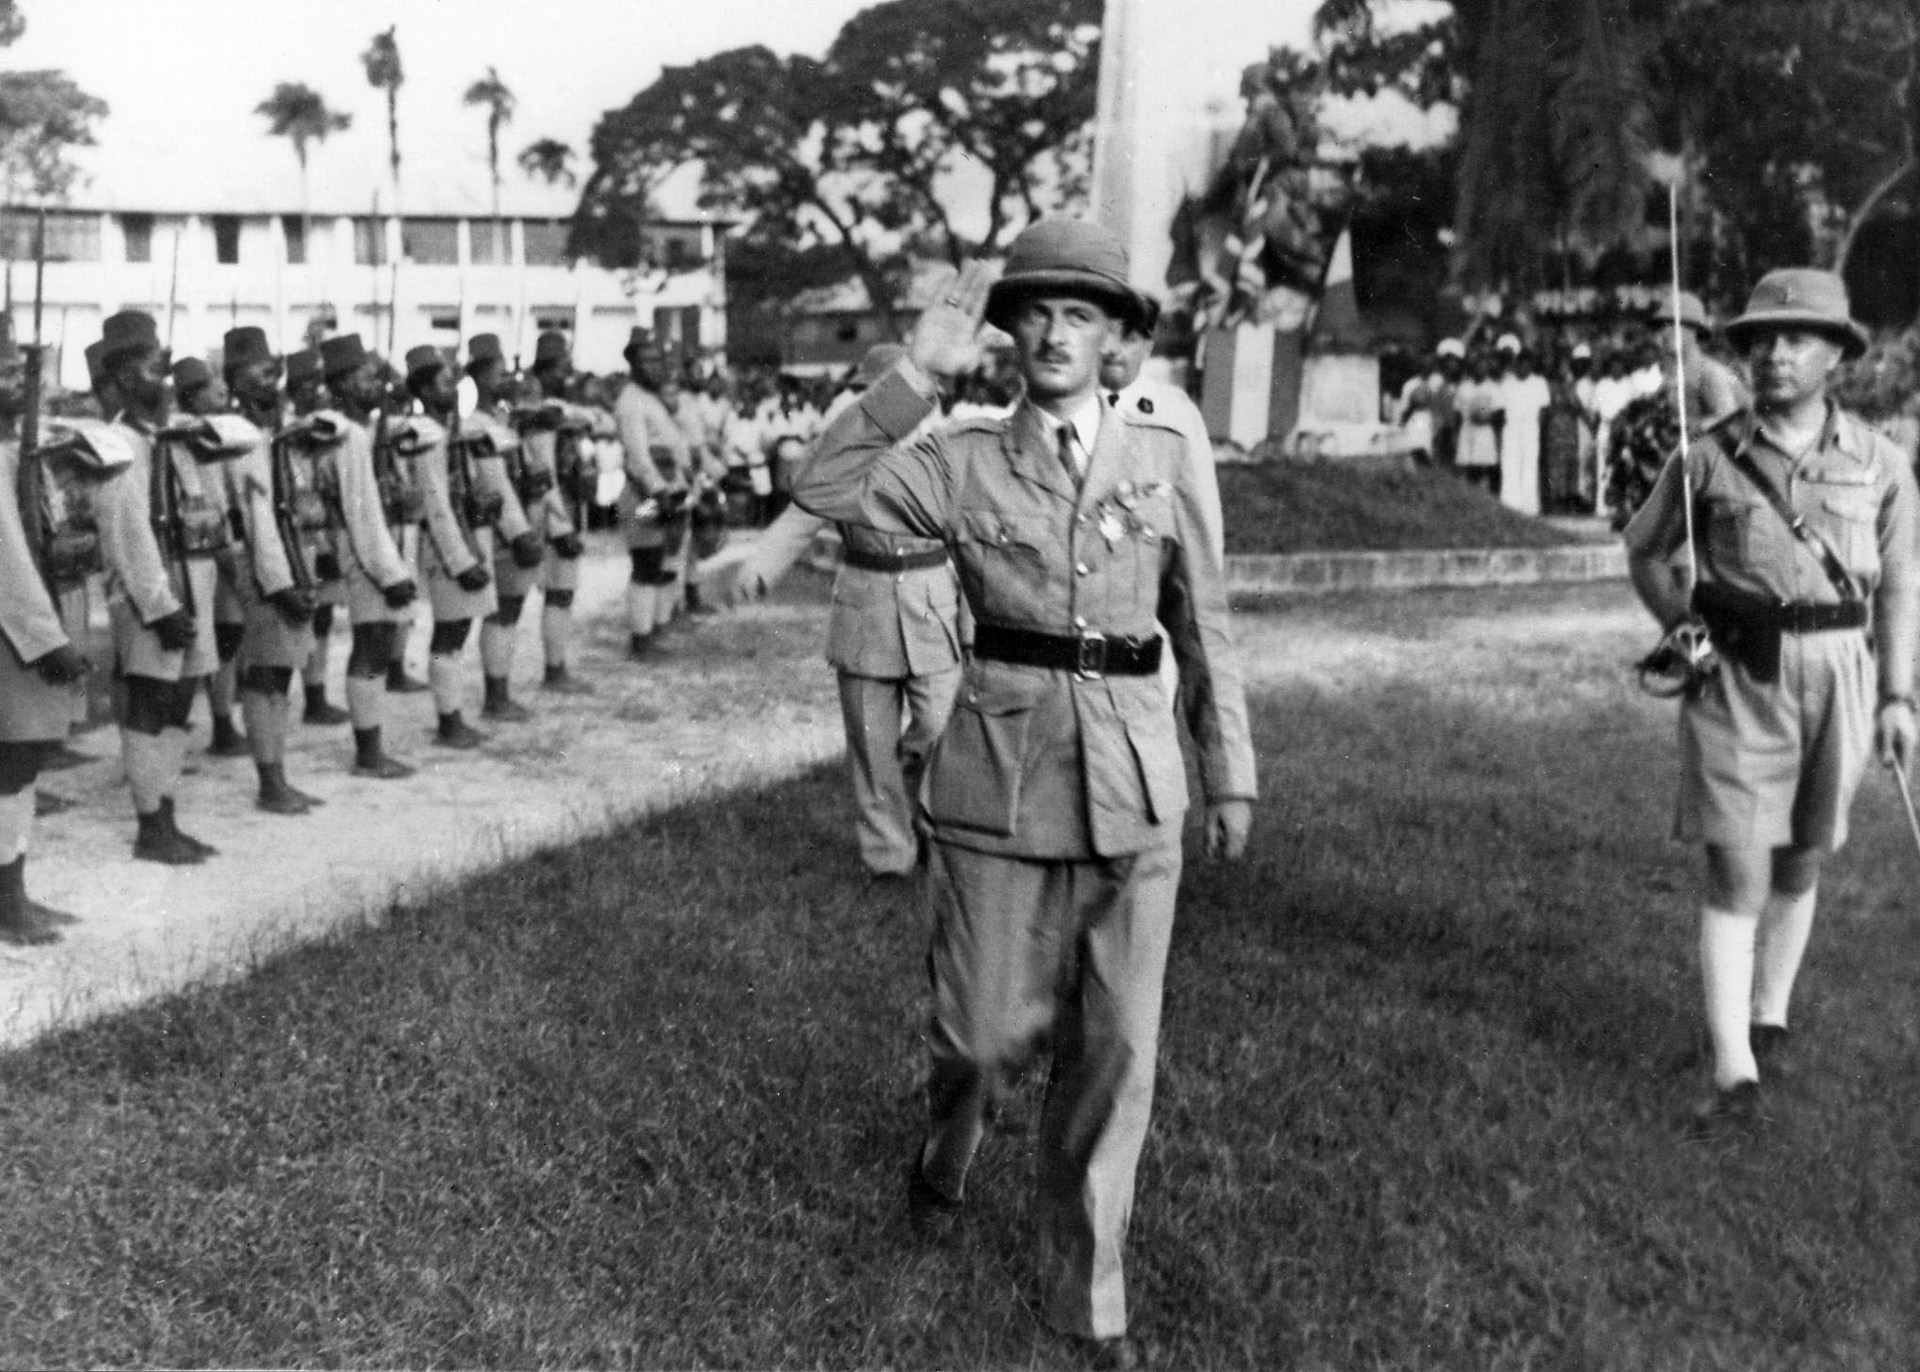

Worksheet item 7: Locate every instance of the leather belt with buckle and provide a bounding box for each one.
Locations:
[972,623,1162,678]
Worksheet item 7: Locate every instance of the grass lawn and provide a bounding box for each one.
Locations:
[3,584,1917,1370]
[1221,462,1605,555]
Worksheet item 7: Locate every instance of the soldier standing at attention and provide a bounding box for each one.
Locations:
[462,334,546,723]
[315,334,418,779]
[286,346,351,728]
[523,330,593,694]
[401,344,496,749]
[174,356,251,760]
[613,331,689,660]
[1624,269,1919,1136]
[218,326,324,814]
[794,221,1257,1366]
[92,311,227,862]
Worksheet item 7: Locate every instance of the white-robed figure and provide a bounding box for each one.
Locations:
[1493,334,1550,516]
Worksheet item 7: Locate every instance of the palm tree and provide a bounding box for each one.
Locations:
[255,82,351,248]
[361,26,403,201]
[517,137,576,189]
[464,67,517,220]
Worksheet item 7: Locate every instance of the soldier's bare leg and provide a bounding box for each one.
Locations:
[541,589,592,693]
[124,675,215,864]
[0,742,66,945]
[240,666,320,814]
[430,619,487,747]
[302,602,349,725]
[625,550,661,659]
[206,623,248,755]
[480,599,533,722]
[345,623,413,779]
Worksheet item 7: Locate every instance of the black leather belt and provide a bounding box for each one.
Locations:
[842,545,951,574]
[1774,601,1867,633]
[973,623,1162,678]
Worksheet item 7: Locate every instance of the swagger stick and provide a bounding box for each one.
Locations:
[1667,180,1696,592]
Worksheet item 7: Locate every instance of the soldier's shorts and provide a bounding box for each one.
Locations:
[239,595,317,673]
[1677,628,1874,853]
[108,557,219,682]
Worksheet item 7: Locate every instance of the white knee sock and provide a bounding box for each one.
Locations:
[123,729,169,813]
[627,584,654,636]
[427,656,464,716]
[345,675,385,731]
[541,605,570,669]
[1751,886,1818,1029]
[1700,906,1760,1088]
[304,632,329,688]
[479,622,515,679]
[0,789,32,863]
[239,690,281,765]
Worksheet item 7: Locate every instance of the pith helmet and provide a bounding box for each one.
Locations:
[1652,290,1710,334]
[984,218,1144,332]
[1725,269,1869,359]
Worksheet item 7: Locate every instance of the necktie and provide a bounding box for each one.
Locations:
[1058,423,1083,486]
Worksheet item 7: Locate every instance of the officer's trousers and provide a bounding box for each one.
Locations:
[919,835,1183,1341]
[836,667,961,875]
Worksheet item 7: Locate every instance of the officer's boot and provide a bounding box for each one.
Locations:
[481,675,532,723]
[352,727,415,780]
[0,857,63,946]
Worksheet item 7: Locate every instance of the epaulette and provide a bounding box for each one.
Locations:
[40,418,136,473]
[1117,401,1183,436]
[158,413,265,462]
[302,410,354,446]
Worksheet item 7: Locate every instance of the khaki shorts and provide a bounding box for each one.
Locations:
[1677,629,1874,853]
[109,557,219,681]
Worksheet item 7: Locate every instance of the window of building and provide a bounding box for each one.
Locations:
[2,212,103,262]
[533,310,575,336]
[353,217,388,266]
[282,214,308,265]
[121,213,154,264]
[212,215,242,265]
[426,310,460,333]
[523,219,570,267]
[469,219,509,266]
[402,218,458,265]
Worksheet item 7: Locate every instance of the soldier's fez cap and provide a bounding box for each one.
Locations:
[99,310,161,368]
[223,326,275,375]
[465,333,506,374]
[171,356,214,394]
[1652,290,1710,334]
[319,333,370,380]
[84,341,107,387]
[852,343,908,389]
[533,330,571,369]
[623,327,668,367]
[285,348,323,386]
[405,344,448,382]
[984,218,1145,332]
[1724,269,1869,359]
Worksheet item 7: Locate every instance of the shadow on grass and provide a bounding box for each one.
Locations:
[2,662,1917,1370]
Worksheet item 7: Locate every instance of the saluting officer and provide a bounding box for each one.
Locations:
[794,220,1257,1363]
[313,333,418,779]
[1624,269,1920,1136]
[92,311,228,862]
[522,330,594,694]
[400,344,497,748]
[217,326,324,814]
[613,330,691,659]
[286,345,351,728]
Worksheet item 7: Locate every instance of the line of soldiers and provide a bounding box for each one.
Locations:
[1,312,713,943]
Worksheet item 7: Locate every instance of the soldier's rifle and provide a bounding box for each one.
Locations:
[439,414,491,566]
[268,417,319,592]
[15,207,60,603]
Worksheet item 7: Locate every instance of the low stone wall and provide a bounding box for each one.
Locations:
[1227,543,1626,596]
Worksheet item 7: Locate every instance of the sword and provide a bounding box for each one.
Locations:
[1893,765,1920,865]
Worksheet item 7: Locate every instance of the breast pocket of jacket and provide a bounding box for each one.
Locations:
[926,669,1045,837]
[956,509,1051,617]
[1703,495,1781,572]
[1811,488,1882,576]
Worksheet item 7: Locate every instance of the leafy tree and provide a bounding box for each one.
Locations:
[0,71,108,204]
[254,82,351,229]
[518,137,576,189]
[464,67,516,221]
[361,26,403,200]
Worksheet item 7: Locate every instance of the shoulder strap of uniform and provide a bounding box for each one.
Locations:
[1720,439,1862,603]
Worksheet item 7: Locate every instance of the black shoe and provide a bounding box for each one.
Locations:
[1750,1024,1793,1077]
[435,717,490,750]
[1684,1080,1765,1141]
[386,668,430,694]
[302,698,351,726]
[906,1160,962,1241]
[541,668,595,695]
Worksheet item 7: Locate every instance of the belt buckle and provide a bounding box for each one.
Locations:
[1074,629,1107,680]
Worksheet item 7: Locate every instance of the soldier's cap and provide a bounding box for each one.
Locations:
[405,344,449,382]
[532,330,571,370]
[851,343,908,389]
[1435,337,1466,359]
[1652,290,1710,334]
[1495,332,1522,354]
[171,356,214,394]
[465,333,506,375]
[83,340,108,388]
[222,326,275,377]
[285,348,323,386]
[1724,268,1869,359]
[99,310,161,368]
[623,327,668,368]
[1123,289,1163,339]
[319,333,369,380]
[984,218,1146,332]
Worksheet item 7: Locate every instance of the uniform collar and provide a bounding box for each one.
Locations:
[1027,391,1103,457]
[1733,399,1860,465]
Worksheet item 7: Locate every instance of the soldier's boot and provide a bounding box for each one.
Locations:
[159,797,218,858]
[627,633,655,661]
[685,583,719,619]
[0,858,64,947]
[351,727,416,780]
[208,714,251,758]
[435,712,489,750]
[301,682,351,726]
[481,675,533,723]
[255,762,314,816]
[542,663,594,695]
[386,661,430,695]
[133,806,206,866]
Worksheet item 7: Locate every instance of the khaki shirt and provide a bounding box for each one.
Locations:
[1624,403,1919,606]
[464,407,533,546]
[95,421,219,623]
[314,410,411,591]
[794,363,1257,860]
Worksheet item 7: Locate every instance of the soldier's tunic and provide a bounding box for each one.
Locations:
[614,380,687,578]
[1625,404,1920,850]
[0,443,86,742]
[466,405,538,599]
[211,420,315,670]
[313,411,413,625]
[795,363,1258,1341]
[403,416,498,622]
[519,408,588,595]
[95,422,223,681]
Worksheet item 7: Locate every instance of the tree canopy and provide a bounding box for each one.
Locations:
[0,4,107,206]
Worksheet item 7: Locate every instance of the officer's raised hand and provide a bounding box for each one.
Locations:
[1877,697,1916,771]
[909,261,993,380]
[1205,799,1252,861]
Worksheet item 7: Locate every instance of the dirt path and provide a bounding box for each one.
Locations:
[1,541,847,1047]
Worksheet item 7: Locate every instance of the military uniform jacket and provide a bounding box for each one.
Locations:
[464,407,535,548]
[314,411,412,591]
[0,441,82,742]
[795,363,1258,860]
[614,381,686,549]
[1624,403,1920,609]
[94,420,220,624]
[518,426,579,543]
[210,417,300,603]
